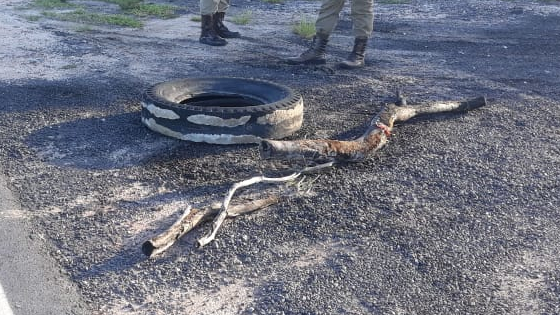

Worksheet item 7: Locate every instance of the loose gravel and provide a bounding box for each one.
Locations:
[0,0,559,314]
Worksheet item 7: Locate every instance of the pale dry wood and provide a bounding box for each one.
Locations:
[196,162,334,248]
[142,197,279,257]
[260,97,487,163]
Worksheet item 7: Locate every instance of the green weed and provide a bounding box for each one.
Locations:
[99,0,178,18]
[292,15,315,39]
[43,9,143,28]
[129,3,178,18]
[101,0,143,10]
[190,15,201,22]
[32,0,74,9]
[231,10,252,25]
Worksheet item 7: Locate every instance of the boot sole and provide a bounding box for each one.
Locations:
[218,32,241,38]
[199,38,227,46]
[286,59,326,65]
[338,62,364,69]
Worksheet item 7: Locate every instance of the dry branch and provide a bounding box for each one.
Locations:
[260,97,487,163]
[142,197,279,257]
[196,162,334,248]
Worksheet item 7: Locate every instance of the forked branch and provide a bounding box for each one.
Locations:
[142,197,279,257]
[260,97,487,163]
[196,162,334,248]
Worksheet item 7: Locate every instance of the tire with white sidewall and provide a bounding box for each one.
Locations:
[141,77,304,144]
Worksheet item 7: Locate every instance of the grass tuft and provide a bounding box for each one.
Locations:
[292,15,315,39]
[100,0,178,18]
[43,9,143,28]
[128,3,178,18]
[101,0,143,10]
[32,0,75,8]
[231,10,252,25]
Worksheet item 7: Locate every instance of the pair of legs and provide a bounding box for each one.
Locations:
[199,0,240,46]
[288,0,374,68]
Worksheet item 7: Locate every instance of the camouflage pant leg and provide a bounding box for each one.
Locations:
[218,0,230,13]
[200,0,229,15]
[350,0,374,38]
[315,0,374,38]
[314,0,346,36]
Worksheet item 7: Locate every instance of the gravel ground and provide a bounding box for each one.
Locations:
[1,0,559,314]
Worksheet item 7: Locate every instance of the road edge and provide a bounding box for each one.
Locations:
[0,169,89,315]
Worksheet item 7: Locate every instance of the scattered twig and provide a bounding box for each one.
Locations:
[142,205,193,257]
[142,197,279,257]
[196,162,334,248]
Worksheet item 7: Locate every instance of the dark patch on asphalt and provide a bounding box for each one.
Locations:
[26,112,178,169]
[0,77,143,113]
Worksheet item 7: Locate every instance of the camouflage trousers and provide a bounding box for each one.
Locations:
[200,0,230,15]
[315,0,374,38]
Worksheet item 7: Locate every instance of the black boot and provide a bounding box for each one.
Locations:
[286,34,329,65]
[213,12,240,38]
[339,37,368,69]
[199,14,227,46]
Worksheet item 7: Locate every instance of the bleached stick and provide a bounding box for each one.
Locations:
[196,162,334,248]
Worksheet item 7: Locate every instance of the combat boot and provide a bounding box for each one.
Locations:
[286,34,329,65]
[199,14,227,46]
[213,12,241,38]
[339,37,368,69]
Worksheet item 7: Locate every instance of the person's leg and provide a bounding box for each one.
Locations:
[350,0,373,38]
[200,0,219,18]
[214,0,241,38]
[286,32,330,64]
[314,0,346,36]
[199,0,227,45]
[286,0,345,65]
[214,11,241,38]
[339,0,373,68]
[217,0,229,12]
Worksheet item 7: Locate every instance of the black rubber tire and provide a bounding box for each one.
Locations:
[141,77,303,144]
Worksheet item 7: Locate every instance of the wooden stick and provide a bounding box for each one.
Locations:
[196,162,334,248]
[142,197,279,257]
[260,97,487,163]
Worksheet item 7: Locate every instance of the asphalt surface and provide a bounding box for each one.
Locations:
[1,0,559,314]
[0,170,87,315]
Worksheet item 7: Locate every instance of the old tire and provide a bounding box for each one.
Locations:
[141,77,303,144]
